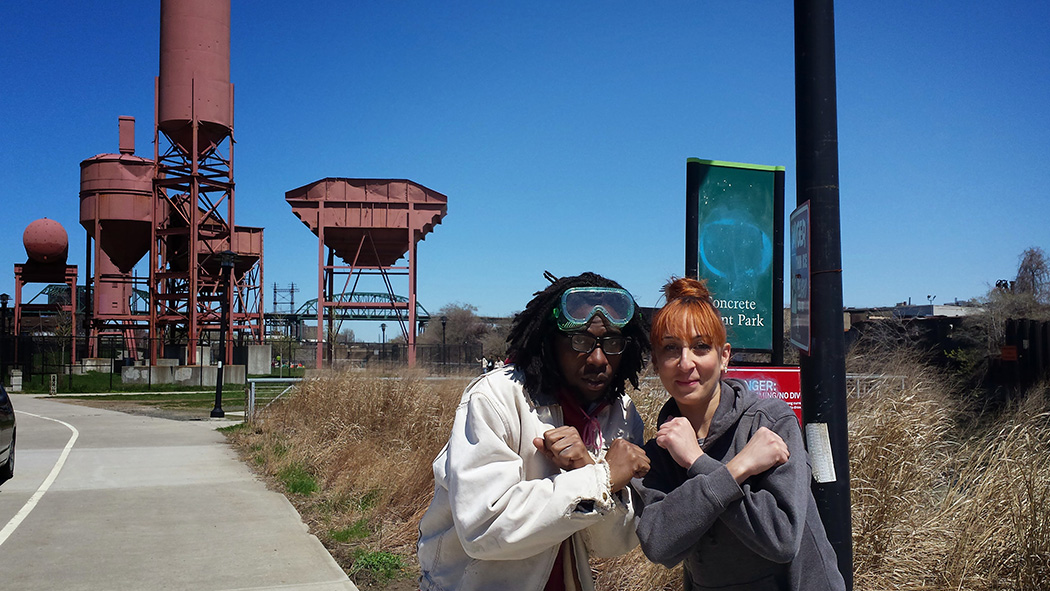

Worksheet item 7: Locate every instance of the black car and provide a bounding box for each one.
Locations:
[0,385,14,484]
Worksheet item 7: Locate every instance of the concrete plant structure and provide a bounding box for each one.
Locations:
[150,0,263,365]
[13,219,79,363]
[79,116,153,359]
[286,178,447,368]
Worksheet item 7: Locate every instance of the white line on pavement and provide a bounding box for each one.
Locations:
[0,410,80,547]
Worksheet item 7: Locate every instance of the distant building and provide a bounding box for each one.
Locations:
[892,304,981,319]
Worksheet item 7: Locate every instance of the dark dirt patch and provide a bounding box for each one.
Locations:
[57,397,224,422]
[352,576,419,591]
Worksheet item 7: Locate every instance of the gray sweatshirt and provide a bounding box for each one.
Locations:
[632,379,846,591]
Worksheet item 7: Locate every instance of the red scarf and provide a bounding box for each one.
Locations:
[544,390,609,591]
[557,388,610,453]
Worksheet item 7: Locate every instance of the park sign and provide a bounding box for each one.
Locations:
[686,159,785,352]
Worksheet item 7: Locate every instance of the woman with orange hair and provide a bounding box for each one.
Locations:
[632,277,845,590]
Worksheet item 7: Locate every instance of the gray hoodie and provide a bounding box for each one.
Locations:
[632,379,846,591]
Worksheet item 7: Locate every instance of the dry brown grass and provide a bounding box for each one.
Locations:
[227,370,471,587]
[228,362,1050,591]
[847,349,1050,591]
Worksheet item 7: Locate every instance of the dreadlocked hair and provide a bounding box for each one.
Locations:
[506,272,651,406]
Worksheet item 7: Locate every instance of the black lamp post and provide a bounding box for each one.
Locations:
[0,293,8,387]
[380,323,387,361]
[212,251,237,418]
[440,315,447,372]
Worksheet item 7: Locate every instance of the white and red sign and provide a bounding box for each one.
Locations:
[726,366,802,426]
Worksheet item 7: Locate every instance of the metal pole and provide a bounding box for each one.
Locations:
[248,380,256,423]
[772,170,786,366]
[795,0,852,587]
[685,162,700,279]
[441,316,447,374]
[0,294,8,387]
[212,252,236,418]
[212,305,227,418]
[380,323,387,364]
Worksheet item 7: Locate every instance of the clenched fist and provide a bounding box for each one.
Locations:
[726,426,789,484]
[533,426,595,471]
[604,438,650,492]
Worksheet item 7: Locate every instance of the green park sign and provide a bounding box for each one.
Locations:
[686,159,785,353]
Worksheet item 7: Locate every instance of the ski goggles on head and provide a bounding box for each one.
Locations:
[553,287,637,332]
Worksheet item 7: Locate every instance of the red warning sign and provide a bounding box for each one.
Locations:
[726,366,802,426]
[1000,345,1018,362]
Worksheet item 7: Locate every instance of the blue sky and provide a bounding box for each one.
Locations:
[2,1,1048,338]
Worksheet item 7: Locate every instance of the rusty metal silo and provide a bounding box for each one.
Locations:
[152,0,263,365]
[157,0,232,155]
[79,116,154,357]
[80,117,154,274]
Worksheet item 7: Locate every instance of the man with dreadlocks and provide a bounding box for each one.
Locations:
[417,272,652,591]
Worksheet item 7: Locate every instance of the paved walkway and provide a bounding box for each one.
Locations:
[0,394,359,591]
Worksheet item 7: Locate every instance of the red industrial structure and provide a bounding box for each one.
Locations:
[150,0,263,365]
[11,0,449,375]
[79,116,152,359]
[14,219,79,362]
[286,178,447,368]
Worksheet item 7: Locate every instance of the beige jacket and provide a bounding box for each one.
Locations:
[417,366,644,591]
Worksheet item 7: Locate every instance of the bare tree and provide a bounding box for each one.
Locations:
[417,303,488,349]
[1014,246,1049,304]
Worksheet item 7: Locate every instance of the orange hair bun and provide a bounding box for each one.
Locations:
[651,276,726,348]
[662,276,712,303]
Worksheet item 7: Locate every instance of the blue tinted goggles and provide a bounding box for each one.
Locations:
[553,287,636,331]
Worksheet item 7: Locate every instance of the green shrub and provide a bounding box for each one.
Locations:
[277,464,317,496]
[350,549,405,582]
[330,519,370,543]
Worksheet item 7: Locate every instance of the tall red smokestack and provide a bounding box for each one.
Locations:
[157,0,232,155]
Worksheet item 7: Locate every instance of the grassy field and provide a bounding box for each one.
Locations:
[54,389,249,420]
[221,356,1050,590]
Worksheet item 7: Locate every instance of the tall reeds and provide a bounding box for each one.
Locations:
[229,361,1050,590]
[847,347,1050,591]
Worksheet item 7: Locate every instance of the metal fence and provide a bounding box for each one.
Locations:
[245,377,303,422]
[845,373,908,397]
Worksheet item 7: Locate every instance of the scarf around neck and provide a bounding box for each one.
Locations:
[557,388,610,453]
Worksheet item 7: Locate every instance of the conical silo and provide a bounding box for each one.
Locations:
[79,118,154,274]
[157,0,232,155]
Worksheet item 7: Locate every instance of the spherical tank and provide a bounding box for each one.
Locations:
[80,154,155,273]
[24,218,69,264]
[158,0,232,155]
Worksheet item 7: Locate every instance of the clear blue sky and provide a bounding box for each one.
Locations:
[2,1,1048,336]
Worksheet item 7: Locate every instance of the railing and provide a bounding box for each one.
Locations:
[845,373,908,397]
[245,377,303,422]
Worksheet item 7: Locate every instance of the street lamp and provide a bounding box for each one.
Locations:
[212,251,237,418]
[0,293,8,387]
[440,315,447,373]
[380,323,387,362]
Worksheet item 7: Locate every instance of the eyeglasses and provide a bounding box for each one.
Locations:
[553,287,637,331]
[563,332,630,355]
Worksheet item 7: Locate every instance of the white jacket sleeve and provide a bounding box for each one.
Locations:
[446,390,618,561]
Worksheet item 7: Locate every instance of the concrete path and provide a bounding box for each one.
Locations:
[0,394,359,591]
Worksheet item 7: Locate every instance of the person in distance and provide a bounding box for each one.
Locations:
[417,271,651,591]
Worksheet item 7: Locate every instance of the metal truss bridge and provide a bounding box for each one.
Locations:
[266,292,431,324]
